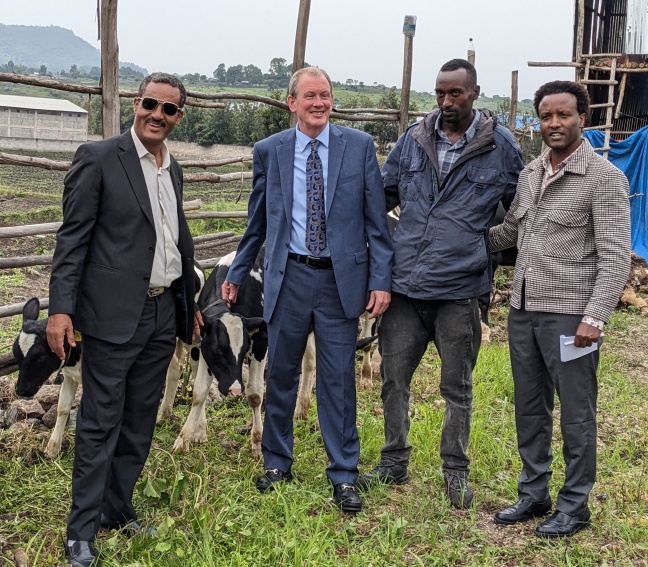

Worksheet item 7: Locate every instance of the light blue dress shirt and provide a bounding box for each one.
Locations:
[290,124,330,257]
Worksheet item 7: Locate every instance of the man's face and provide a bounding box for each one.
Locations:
[133,81,184,153]
[435,68,479,126]
[538,92,585,159]
[287,74,332,138]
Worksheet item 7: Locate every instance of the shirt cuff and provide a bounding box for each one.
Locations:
[581,315,604,330]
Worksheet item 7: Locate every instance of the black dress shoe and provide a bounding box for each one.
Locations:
[98,514,158,537]
[256,468,293,493]
[535,509,591,538]
[65,540,100,567]
[494,497,552,525]
[356,463,409,491]
[333,483,362,513]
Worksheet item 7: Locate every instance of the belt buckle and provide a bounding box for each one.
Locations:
[147,286,165,297]
[305,256,324,268]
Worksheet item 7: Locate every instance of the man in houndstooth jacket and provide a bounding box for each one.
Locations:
[489,80,631,538]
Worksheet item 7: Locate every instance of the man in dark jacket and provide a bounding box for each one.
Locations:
[47,73,201,567]
[358,59,524,508]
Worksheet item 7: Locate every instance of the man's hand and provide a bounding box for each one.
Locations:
[221,280,240,305]
[193,310,204,343]
[46,313,75,360]
[366,290,391,319]
[574,322,601,348]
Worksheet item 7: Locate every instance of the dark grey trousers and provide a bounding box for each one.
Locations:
[378,292,481,472]
[67,290,177,541]
[508,307,599,515]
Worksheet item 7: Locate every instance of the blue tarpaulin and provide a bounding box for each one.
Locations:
[583,126,648,259]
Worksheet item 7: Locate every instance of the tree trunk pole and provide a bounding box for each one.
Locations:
[399,16,416,137]
[509,70,518,132]
[290,0,311,128]
[100,0,120,138]
[575,0,585,80]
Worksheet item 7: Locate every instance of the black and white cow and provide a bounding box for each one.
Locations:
[172,247,317,458]
[479,203,518,344]
[13,297,83,458]
[12,265,206,457]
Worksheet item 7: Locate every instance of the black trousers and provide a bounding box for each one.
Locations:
[508,307,599,515]
[67,291,176,541]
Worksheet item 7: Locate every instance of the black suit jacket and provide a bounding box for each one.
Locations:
[49,131,195,344]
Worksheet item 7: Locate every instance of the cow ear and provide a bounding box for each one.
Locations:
[22,297,41,322]
[242,317,266,335]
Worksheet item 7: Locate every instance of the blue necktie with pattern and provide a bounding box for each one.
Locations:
[305,139,326,255]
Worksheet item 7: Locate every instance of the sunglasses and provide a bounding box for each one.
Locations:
[137,96,182,116]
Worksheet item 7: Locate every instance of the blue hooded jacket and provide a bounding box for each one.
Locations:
[382,108,524,300]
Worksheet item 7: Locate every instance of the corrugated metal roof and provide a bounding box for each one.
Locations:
[0,94,87,113]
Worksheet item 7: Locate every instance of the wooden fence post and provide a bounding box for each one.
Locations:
[290,0,311,128]
[399,15,416,137]
[509,70,518,132]
[100,0,120,138]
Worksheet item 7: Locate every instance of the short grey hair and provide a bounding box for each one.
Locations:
[138,72,187,108]
[288,67,333,98]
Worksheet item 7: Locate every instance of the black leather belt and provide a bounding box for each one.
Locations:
[288,252,332,269]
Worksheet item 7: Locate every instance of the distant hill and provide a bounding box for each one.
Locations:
[0,24,146,75]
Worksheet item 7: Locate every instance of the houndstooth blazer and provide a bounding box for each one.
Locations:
[489,138,631,322]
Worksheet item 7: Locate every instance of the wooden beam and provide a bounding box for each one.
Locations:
[508,70,518,132]
[100,0,120,138]
[575,0,585,80]
[290,0,311,128]
[399,15,416,137]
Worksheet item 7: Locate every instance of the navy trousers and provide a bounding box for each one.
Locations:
[262,258,360,485]
[67,290,176,541]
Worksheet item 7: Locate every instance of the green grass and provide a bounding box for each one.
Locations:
[1,306,647,566]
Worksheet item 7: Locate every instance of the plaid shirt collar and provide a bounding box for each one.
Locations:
[540,139,584,194]
[435,110,480,182]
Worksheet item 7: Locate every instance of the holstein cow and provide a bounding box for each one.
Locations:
[13,297,82,458]
[358,209,399,388]
[479,203,518,344]
[13,266,205,458]
[172,247,316,458]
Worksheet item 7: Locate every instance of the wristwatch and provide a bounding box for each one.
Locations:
[581,315,604,331]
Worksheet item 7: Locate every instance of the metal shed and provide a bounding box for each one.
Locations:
[573,0,648,146]
[0,94,88,142]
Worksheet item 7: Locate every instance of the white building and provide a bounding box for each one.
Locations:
[0,94,88,142]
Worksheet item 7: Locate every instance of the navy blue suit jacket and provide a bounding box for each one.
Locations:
[227,124,393,321]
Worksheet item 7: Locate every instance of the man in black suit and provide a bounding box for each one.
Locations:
[47,73,200,567]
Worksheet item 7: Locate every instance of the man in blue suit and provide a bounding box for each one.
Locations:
[222,67,393,513]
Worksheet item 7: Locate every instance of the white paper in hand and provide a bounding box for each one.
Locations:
[559,335,599,362]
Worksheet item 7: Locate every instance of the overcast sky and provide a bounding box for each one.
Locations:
[1,0,576,100]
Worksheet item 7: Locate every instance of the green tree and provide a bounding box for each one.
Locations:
[362,87,417,154]
[214,63,226,83]
[226,65,244,86]
[243,64,263,85]
[39,64,47,75]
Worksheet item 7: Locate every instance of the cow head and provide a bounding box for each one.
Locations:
[13,298,62,397]
[200,307,265,396]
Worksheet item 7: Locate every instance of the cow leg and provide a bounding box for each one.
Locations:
[46,365,80,458]
[478,291,492,345]
[294,332,316,420]
[370,348,382,380]
[247,353,267,459]
[172,354,212,452]
[359,313,375,389]
[157,339,186,422]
